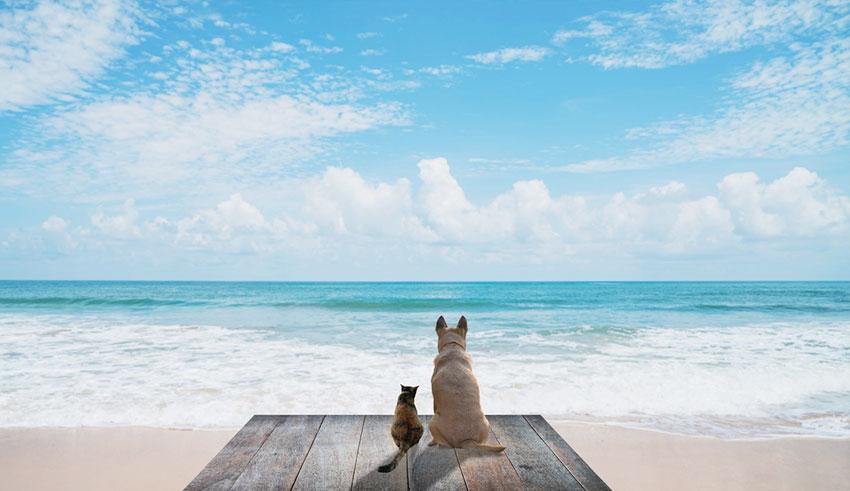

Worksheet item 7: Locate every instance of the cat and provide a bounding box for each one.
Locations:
[378,384,424,473]
[428,316,505,452]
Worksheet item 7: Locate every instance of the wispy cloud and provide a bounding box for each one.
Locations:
[298,39,343,54]
[410,65,464,77]
[4,24,408,198]
[466,46,549,65]
[381,14,408,23]
[552,0,849,69]
[563,38,850,172]
[356,31,381,39]
[360,48,386,57]
[0,0,143,111]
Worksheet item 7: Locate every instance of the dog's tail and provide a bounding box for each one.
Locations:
[460,440,506,452]
[378,445,410,473]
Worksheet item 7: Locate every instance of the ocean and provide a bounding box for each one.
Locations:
[1,281,848,438]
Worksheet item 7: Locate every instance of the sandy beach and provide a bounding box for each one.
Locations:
[1,422,848,490]
[552,421,850,491]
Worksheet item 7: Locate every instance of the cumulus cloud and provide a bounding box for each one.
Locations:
[41,216,69,232]
[174,193,273,250]
[35,159,846,265]
[91,199,140,237]
[719,167,850,237]
[0,0,142,111]
[466,46,549,65]
[302,167,436,241]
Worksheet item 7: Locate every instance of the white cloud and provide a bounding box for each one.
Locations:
[11,160,850,268]
[0,0,141,111]
[552,0,849,69]
[356,31,381,39]
[381,14,408,23]
[667,197,736,253]
[91,199,140,237]
[564,39,850,172]
[466,46,549,65]
[146,162,850,260]
[298,39,343,54]
[175,193,269,249]
[417,65,464,77]
[360,48,386,57]
[269,41,295,53]
[302,167,436,241]
[46,93,404,181]
[7,35,409,197]
[41,216,68,232]
[719,167,850,237]
[649,181,688,198]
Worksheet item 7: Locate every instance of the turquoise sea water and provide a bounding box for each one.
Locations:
[1,281,848,438]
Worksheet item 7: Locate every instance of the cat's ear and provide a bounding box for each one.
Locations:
[412,386,418,395]
[436,315,447,333]
[400,384,404,391]
[457,315,468,335]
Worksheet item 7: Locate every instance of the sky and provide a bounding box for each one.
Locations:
[1,0,849,280]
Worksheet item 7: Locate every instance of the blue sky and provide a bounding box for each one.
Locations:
[1,0,849,280]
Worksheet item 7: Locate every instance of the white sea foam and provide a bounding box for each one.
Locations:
[1,314,848,438]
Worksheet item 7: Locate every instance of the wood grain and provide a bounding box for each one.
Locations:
[185,415,609,490]
[184,415,281,491]
[408,416,467,491]
[231,415,324,491]
[352,415,408,490]
[456,427,523,491]
[291,415,365,491]
[524,415,612,491]
[489,415,583,490]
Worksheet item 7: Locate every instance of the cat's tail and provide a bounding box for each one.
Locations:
[377,445,409,473]
[460,440,506,452]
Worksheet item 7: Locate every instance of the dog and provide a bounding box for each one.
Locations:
[428,315,505,452]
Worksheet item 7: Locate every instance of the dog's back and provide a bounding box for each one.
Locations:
[428,316,503,451]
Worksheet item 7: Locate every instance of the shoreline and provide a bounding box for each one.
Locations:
[1,421,848,490]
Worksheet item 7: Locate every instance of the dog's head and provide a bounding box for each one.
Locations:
[435,315,468,351]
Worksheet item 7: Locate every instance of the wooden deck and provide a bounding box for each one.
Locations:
[186,415,610,491]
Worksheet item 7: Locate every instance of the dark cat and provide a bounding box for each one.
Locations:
[378,385,424,473]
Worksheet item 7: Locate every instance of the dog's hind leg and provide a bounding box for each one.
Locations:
[427,423,448,447]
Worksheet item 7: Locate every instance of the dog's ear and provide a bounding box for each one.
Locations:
[457,315,468,335]
[436,315,447,333]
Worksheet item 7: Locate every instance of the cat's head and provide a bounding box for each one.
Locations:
[399,384,419,402]
[435,315,468,351]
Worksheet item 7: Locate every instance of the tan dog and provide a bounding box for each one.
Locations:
[428,315,504,452]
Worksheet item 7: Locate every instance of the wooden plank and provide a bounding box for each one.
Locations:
[185,415,282,491]
[524,416,611,491]
[292,415,365,490]
[489,415,583,490]
[456,427,523,491]
[352,415,408,490]
[230,415,324,491]
[408,415,467,491]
